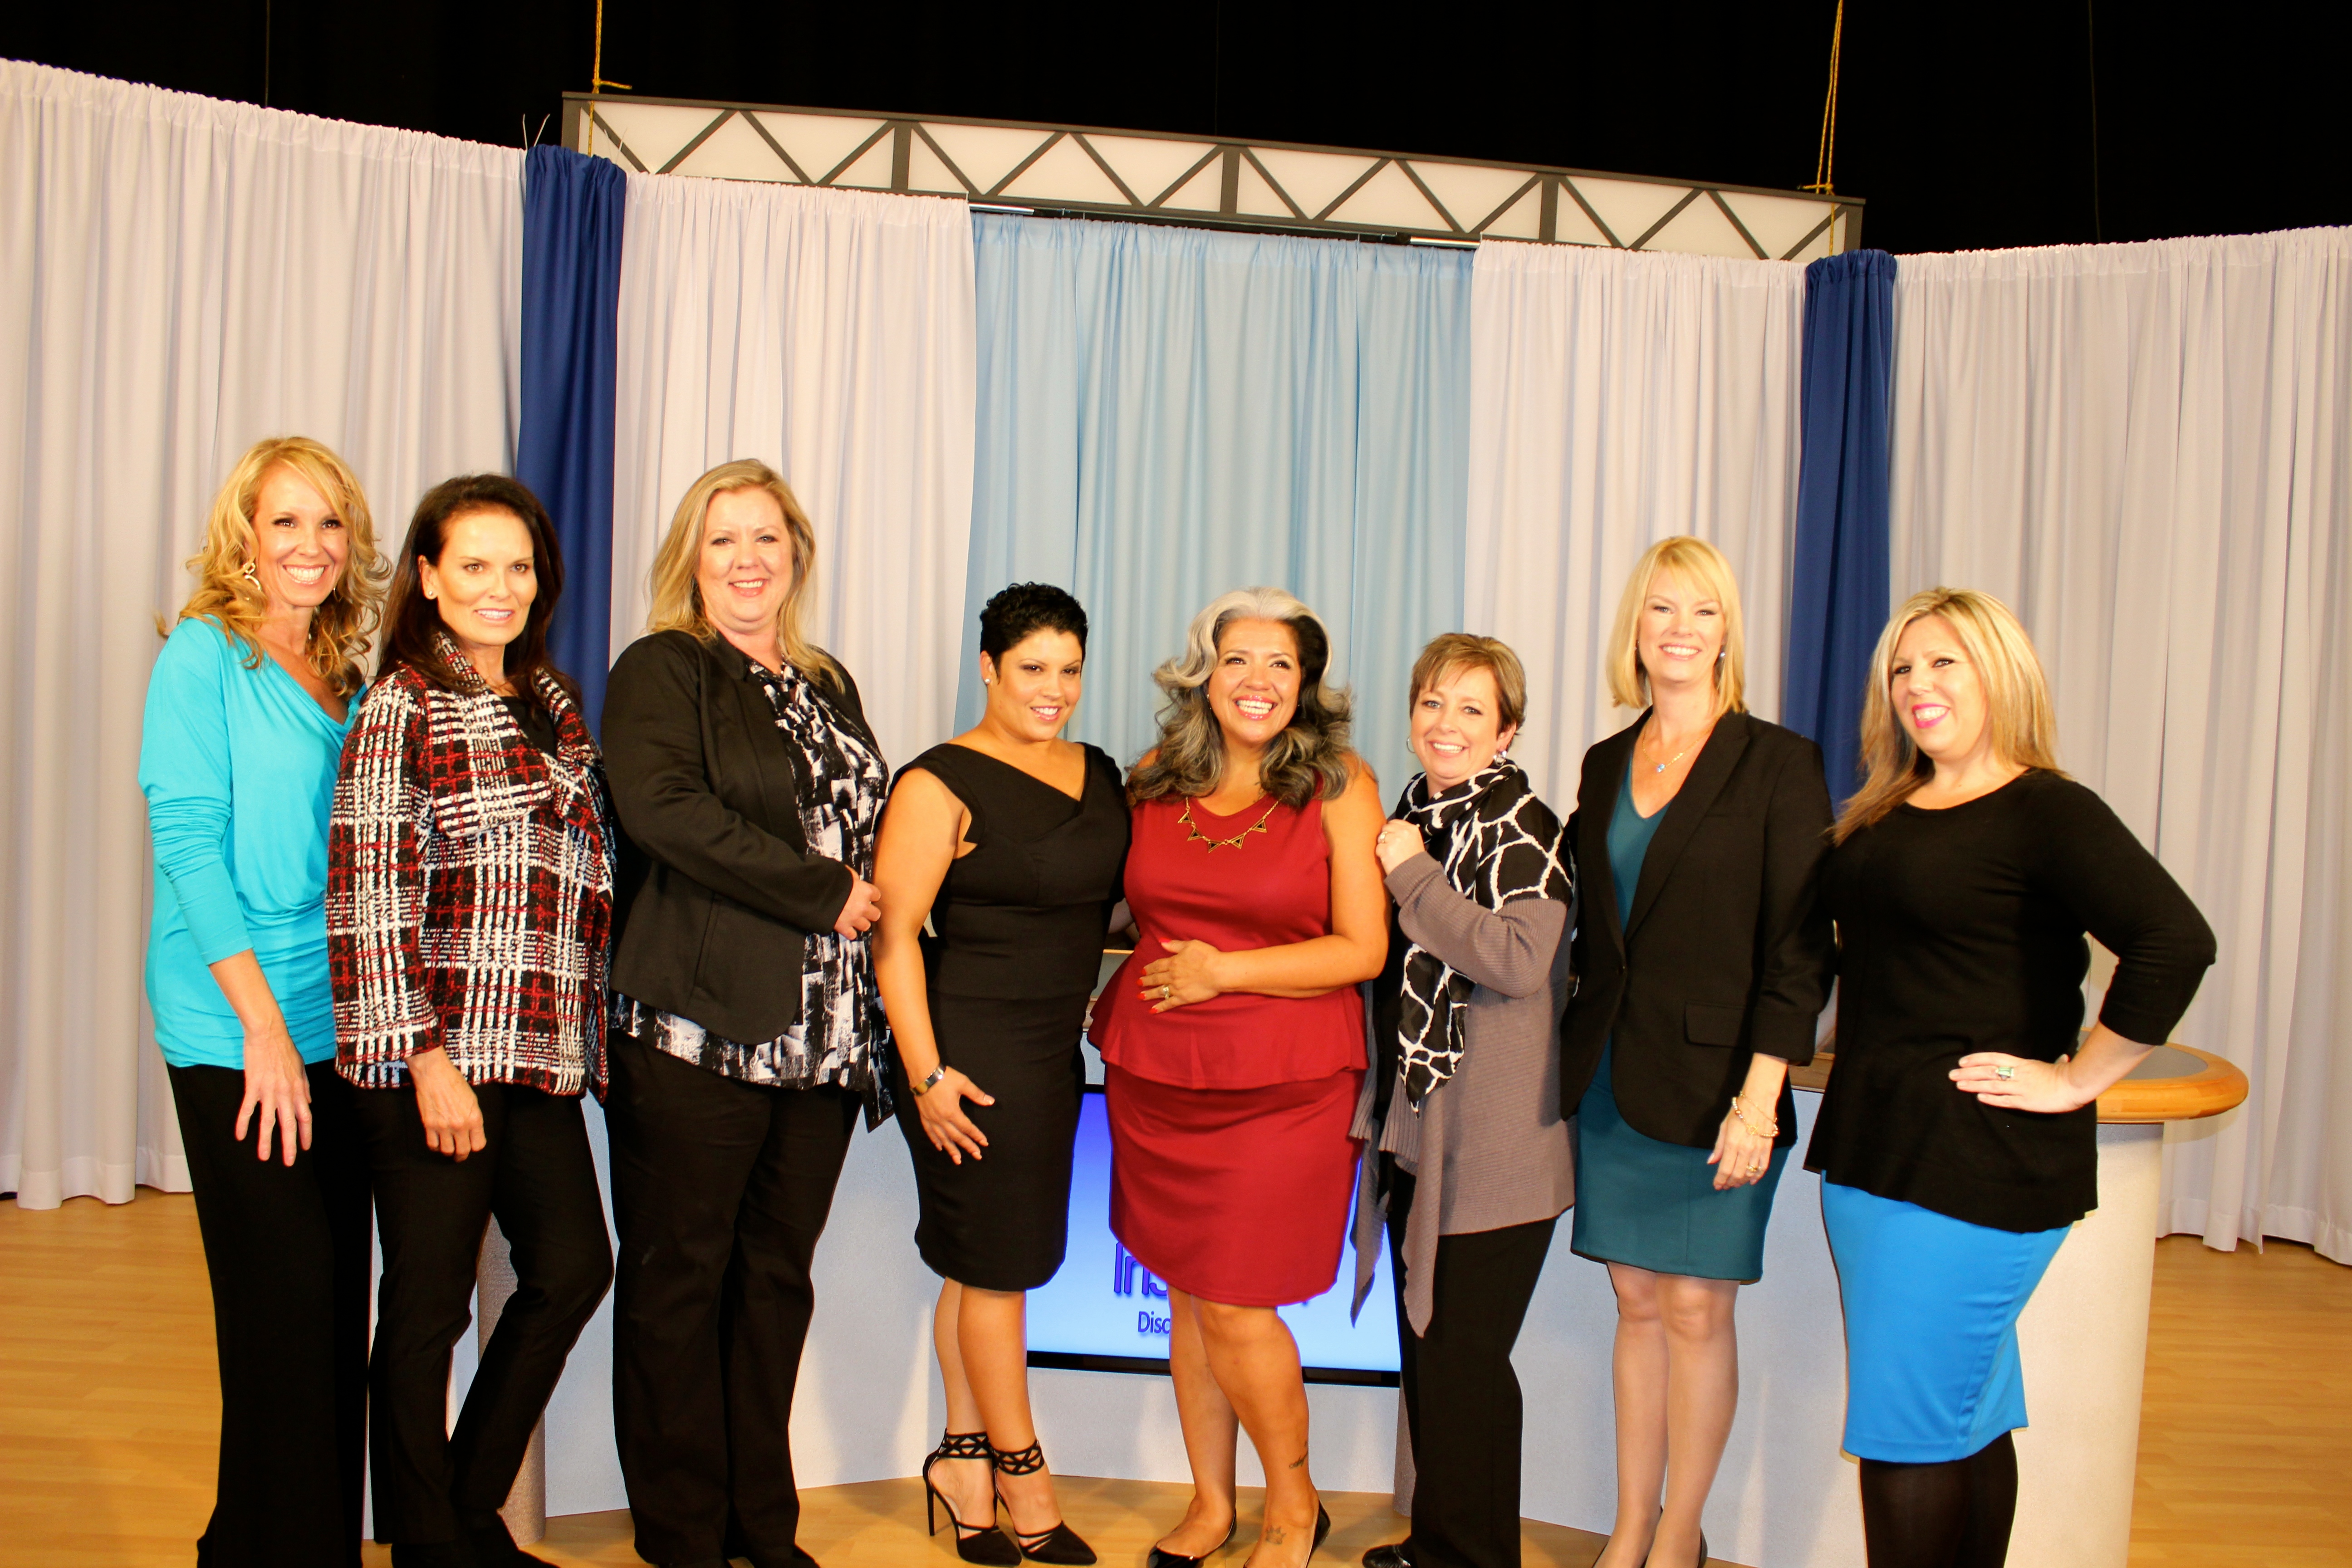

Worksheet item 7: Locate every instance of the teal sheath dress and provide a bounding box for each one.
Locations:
[1569,758,1789,1280]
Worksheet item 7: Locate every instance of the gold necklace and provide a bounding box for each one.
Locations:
[1178,795,1279,852]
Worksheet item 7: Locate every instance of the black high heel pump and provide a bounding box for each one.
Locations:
[923,1431,1020,1566]
[990,1439,1098,1564]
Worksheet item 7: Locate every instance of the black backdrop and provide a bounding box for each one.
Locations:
[4,0,2344,255]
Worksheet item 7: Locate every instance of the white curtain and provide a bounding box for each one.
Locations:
[610,174,977,772]
[1464,241,1805,807]
[1889,229,2352,1262]
[0,61,522,1209]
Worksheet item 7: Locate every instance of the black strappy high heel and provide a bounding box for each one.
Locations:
[924,1430,1020,1566]
[989,1439,1097,1565]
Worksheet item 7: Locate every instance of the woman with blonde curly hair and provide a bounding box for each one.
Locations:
[1094,588,1388,1568]
[138,434,384,1566]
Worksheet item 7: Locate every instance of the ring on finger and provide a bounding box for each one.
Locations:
[1994,1063,2017,1080]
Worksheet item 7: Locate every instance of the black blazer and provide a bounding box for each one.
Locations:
[603,628,880,1043]
[1560,709,1835,1148]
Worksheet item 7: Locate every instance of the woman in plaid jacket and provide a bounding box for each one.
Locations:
[328,474,616,1568]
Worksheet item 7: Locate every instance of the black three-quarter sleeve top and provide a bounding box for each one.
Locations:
[1804,769,2216,1233]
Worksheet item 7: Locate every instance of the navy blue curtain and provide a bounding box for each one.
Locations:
[1782,249,1895,803]
[516,144,625,732]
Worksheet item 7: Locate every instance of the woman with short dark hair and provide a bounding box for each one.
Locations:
[1094,587,1389,1568]
[875,582,1127,1566]
[329,473,616,1568]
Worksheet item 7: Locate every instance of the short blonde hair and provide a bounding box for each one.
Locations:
[1127,586,1356,808]
[645,459,839,687]
[1409,633,1527,735]
[1835,587,2064,842]
[1604,536,1746,718]
[172,436,385,697]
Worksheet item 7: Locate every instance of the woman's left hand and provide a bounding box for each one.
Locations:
[1375,819,1425,876]
[1952,1052,2092,1113]
[1707,1107,1778,1191]
[1138,939,1225,1011]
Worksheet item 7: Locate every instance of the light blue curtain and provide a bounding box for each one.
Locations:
[961,214,1472,795]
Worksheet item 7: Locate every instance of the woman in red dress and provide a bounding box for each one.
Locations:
[1093,587,1388,1568]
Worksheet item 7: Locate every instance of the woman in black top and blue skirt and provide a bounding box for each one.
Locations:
[1807,587,2215,1568]
[1561,538,1836,1568]
[874,584,1128,1567]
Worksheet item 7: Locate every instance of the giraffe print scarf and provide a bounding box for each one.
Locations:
[1394,753,1572,1107]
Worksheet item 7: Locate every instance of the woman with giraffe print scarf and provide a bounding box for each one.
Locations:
[1351,632,1575,1568]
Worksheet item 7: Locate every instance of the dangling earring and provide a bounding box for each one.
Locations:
[240,560,260,587]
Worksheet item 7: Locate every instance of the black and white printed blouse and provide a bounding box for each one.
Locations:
[612,657,894,1115]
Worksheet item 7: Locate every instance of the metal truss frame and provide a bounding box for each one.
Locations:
[563,95,1862,260]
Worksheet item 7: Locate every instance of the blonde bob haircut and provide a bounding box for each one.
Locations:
[1409,632,1528,736]
[1604,536,1747,718]
[172,435,384,698]
[1127,586,1356,809]
[646,459,839,688]
[1834,586,2065,843]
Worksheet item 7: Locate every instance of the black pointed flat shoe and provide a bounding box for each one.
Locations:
[1146,1520,1237,1568]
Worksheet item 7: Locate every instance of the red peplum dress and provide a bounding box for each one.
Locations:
[1092,791,1367,1308]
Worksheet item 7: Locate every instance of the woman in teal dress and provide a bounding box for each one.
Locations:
[1558,537,1836,1568]
[139,436,384,1566]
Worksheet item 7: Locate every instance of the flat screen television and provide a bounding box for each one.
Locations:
[1024,1084,1401,1386]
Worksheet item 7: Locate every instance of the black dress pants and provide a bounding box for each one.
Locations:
[605,1029,858,1568]
[1388,1167,1559,1568]
[170,1061,372,1568]
[353,1079,613,1552]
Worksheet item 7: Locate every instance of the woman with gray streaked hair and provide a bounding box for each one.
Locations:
[1092,587,1389,1568]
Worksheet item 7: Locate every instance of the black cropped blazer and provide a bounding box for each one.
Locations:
[1560,709,1836,1148]
[602,628,878,1044]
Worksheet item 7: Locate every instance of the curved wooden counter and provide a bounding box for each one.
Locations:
[1788,1042,2248,1123]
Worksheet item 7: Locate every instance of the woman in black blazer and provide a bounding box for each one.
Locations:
[601,460,889,1568]
[1561,537,1835,1568]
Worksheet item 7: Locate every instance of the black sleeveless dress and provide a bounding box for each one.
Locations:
[891,741,1130,1291]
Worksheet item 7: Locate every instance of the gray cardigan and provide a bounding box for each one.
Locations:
[1352,853,1574,1333]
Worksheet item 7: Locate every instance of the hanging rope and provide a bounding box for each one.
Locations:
[586,0,632,157]
[1807,0,1844,195]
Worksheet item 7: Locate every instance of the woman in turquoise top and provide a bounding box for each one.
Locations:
[139,436,385,1568]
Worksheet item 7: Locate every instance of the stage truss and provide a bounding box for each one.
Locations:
[563,96,1861,260]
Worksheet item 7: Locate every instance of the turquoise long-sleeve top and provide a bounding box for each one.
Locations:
[140,618,357,1068]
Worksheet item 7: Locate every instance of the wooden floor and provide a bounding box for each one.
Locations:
[2,1192,2346,1568]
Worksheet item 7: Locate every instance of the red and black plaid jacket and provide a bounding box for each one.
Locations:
[328,647,616,1096]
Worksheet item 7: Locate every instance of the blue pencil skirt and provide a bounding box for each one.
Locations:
[1821,1179,2071,1463]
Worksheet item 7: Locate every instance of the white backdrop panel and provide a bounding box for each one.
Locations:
[609,173,977,774]
[1888,229,2352,1262]
[1464,241,1804,806]
[0,60,520,1209]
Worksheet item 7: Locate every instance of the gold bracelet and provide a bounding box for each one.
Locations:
[1730,1093,1779,1139]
